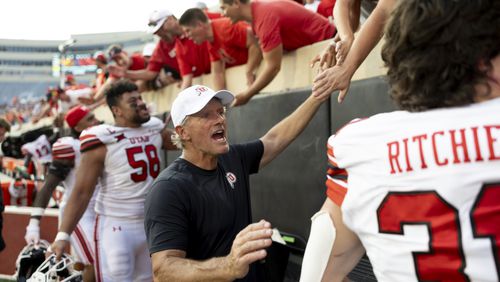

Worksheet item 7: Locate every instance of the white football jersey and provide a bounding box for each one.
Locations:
[79,117,164,218]
[327,98,500,282]
[52,136,98,211]
[21,134,52,164]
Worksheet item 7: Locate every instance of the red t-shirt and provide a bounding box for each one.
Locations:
[209,18,249,68]
[148,40,180,73]
[129,53,147,71]
[205,11,222,20]
[251,0,336,52]
[175,36,211,77]
[317,0,336,19]
[109,53,147,79]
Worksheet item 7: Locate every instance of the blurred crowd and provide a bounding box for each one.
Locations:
[2,0,342,131]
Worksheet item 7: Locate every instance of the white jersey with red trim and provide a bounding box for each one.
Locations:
[21,134,52,164]
[79,117,164,218]
[327,98,500,282]
[52,136,98,211]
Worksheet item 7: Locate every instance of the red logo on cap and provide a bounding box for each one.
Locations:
[195,86,208,96]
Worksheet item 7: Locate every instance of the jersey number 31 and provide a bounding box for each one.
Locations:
[377,183,500,281]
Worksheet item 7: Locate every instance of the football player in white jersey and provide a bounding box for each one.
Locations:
[25,105,100,281]
[302,1,500,281]
[51,80,176,282]
[21,134,53,177]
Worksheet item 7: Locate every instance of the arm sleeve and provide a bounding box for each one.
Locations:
[52,142,75,161]
[80,134,104,153]
[145,178,190,254]
[147,43,165,72]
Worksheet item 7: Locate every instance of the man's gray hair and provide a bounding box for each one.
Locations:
[171,116,189,149]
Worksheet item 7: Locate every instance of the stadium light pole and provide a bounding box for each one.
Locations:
[58,38,77,88]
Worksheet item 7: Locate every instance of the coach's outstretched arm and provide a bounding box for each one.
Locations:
[151,220,272,281]
[51,145,104,259]
[259,94,324,167]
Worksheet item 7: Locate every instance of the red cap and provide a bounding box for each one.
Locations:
[65,105,90,128]
[93,51,107,64]
[65,74,75,82]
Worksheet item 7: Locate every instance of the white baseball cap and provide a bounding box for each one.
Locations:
[148,10,173,34]
[171,85,234,127]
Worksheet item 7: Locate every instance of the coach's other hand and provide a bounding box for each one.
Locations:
[225,220,273,279]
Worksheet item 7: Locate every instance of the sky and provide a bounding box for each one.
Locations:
[0,0,220,40]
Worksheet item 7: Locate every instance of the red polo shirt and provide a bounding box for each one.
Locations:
[148,40,180,73]
[251,0,336,52]
[209,18,249,68]
[175,36,211,77]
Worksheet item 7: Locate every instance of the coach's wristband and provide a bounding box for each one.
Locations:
[55,231,70,242]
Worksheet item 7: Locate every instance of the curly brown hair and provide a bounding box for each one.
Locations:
[382,0,500,112]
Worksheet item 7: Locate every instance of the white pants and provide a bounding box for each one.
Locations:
[60,202,96,265]
[94,215,152,282]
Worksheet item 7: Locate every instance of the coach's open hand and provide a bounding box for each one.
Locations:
[225,220,273,279]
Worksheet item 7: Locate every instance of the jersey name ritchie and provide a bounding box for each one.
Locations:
[387,124,499,174]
